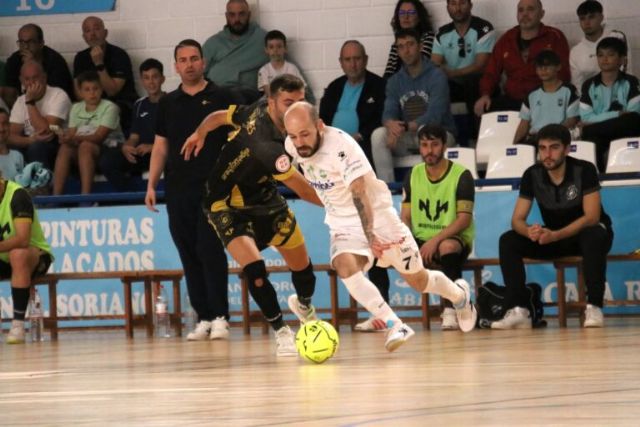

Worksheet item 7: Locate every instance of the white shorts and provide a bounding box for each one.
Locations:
[329,209,423,275]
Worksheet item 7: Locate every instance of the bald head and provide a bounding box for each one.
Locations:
[20,60,47,87]
[517,0,544,32]
[285,102,324,158]
[82,16,108,47]
[340,40,368,83]
[226,0,251,35]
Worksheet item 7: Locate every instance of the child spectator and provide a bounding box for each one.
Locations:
[99,58,165,191]
[52,71,124,196]
[514,50,579,145]
[257,30,305,96]
[0,108,24,180]
[579,37,640,170]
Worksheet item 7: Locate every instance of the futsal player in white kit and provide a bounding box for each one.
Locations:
[283,102,477,352]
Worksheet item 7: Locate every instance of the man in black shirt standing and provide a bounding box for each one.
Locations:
[145,39,235,342]
[493,124,613,329]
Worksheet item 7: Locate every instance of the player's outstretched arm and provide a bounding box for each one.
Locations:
[283,169,323,206]
[181,110,230,160]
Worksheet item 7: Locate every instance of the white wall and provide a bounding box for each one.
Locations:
[1,0,638,100]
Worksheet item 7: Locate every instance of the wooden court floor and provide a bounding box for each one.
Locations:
[2,318,640,426]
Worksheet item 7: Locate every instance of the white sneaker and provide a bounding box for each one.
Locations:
[491,307,531,330]
[287,294,317,324]
[275,325,297,357]
[186,320,211,341]
[454,279,477,333]
[354,316,387,332]
[210,316,230,340]
[584,304,604,328]
[7,320,25,344]
[384,322,415,352]
[440,307,459,331]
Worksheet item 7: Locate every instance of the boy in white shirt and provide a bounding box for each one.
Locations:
[257,30,305,96]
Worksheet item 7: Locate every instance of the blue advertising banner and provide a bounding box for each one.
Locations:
[0,0,115,17]
[1,186,639,327]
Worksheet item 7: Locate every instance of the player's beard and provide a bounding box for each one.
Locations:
[542,156,565,171]
[297,132,322,158]
[227,21,249,36]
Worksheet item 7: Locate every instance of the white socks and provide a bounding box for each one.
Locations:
[342,272,400,325]
[425,270,464,306]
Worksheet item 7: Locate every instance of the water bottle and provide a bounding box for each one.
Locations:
[30,289,44,342]
[183,292,196,333]
[155,285,171,338]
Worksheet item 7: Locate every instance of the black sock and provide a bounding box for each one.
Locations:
[12,287,30,321]
[291,260,316,307]
[245,261,283,330]
[368,265,390,303]
[439,253,464,308]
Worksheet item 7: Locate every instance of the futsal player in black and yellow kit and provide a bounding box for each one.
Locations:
[0,174,53,344]
[182,75,322,356]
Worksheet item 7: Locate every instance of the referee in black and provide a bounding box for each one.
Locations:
[146,39,237,341]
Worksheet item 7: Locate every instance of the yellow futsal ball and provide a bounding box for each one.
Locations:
[295,320,339,364]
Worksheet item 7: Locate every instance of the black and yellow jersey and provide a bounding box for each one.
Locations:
[203,99,295,215]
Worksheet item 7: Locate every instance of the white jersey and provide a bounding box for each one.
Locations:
[285,126,395,229]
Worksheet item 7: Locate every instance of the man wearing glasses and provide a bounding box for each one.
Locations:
[431,0,496,137]
[202,0,268,102]
[4,24,73,107]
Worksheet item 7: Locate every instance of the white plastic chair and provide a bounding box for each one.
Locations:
[606,137,640,173]
[476,111,520,167]
[569,140,598,170]
[445,147,479,179]
[485,145,535,179]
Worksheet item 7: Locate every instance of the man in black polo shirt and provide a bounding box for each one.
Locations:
[145,39,236,342]
[73,16,138,133]
[493,124,613,329]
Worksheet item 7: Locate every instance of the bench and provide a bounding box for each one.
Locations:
[461,253,640,327]
[31,270,184,340]
[17,252,640,339]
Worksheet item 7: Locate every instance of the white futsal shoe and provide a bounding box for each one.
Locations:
[287,294,317,324]
[210,317,230,340]
[583,304,604,328]
[275,325,297,357]
[491,307,531,330]
[355,316,388,332]
[6,320,26,344]
[454,279,477,332]
[187,320,211,341]
[440,308,460,331]
[384,322,415,352]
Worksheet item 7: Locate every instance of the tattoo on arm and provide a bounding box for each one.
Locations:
[351,179,375,244]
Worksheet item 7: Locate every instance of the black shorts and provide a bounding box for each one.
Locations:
[207,205,305,251]
[0,251,53,281]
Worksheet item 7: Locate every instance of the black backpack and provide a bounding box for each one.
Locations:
[476,281,546,328]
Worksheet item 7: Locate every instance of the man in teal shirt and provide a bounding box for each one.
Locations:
[202,0,268,101]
